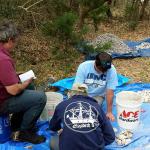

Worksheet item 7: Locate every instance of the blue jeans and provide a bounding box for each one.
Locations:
[0,90,47,131]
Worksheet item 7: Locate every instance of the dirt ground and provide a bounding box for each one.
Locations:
[15,20,150,85]
[83,19,150,83]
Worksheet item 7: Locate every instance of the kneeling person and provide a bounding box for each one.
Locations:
[49,84,115,150]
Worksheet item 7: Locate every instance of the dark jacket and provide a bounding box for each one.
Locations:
[49,95,115,150]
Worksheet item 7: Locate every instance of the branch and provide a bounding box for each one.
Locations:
[18,0,44,30]
[18,0,44,12]
[31,12,39,30]
[22,0,32,7]
[18,5,29,12]
[25,0,44,10]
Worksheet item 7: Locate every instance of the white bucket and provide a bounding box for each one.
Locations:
[40,92,63,121]
[116,91,142,130]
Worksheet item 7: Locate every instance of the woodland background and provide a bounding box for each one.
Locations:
[0,0,150,86]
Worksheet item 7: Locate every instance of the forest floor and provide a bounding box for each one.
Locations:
[15,19,150,86]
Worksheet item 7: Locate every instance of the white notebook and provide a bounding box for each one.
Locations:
[19,70,36,82]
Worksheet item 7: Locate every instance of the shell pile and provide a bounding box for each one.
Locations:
[137,90,150,102]
[115,130,133,146]
[89,33,132,54]
[135,42,150,50]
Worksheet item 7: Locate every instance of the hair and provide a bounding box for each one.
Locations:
[95,52,112,70]
[0,21,19,43]
[67,90,87,98]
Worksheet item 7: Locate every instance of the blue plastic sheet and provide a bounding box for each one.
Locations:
[76,38,150,59]
[124,38,150,58]
[50,74,130,91]
[107,38,150,58]
[0,121,51,150]
[0,115,11,143]
[104,83,150,150]
[1,83,150,150]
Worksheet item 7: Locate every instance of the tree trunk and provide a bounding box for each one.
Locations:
[140,0,149,20]
[78,4,89,28]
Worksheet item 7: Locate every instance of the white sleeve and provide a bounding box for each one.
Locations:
[74,63,86,84]
[106,65,118,90]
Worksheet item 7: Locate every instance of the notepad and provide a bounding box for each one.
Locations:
[19,70,36,82]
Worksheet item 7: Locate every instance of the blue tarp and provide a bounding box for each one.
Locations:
[104,83,150,150]
[121,37,150,58]
[1,83,150,150]
[0,121,51,150]
[50,74,131,92]
[77,38,150,59]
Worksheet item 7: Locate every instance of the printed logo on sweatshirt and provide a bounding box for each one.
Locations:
[64,101,99,133]
[85,73,106,88]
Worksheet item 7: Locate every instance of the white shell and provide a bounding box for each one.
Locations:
[113,127,118,133]
[117,134,126,140]
[121,139,126,145]
[137,90,150,102]
[116,139,122,145]
[115,130,133,146]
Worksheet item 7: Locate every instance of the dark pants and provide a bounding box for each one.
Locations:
[0,90,47,131]
[50,135,59,150]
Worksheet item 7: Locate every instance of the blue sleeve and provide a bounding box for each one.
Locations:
[74,63,86,84]
[49,106,61,131]
[98,108,115,145]
[106,65,118,90]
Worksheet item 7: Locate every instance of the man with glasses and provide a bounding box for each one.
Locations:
[74,52,118,121]
[0,21,47,144]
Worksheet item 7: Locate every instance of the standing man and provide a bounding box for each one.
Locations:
[0,21,47,144]
[74,52,118,121]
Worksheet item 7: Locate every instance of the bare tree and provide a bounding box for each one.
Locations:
[18,0,44,29]
[140,0,149,20]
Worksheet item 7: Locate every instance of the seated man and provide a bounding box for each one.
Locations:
[73,52,118,121]
[49,84,115,150]
[0,21,47,144]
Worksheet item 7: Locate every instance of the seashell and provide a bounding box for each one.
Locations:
[116,138,122,145]
[117,134,126,140]
[121,139,127,145]
[122,130,133,138]
[89,33,132,54]
[115,130,133,146]
[113,127,118,133]
[137,90,150,103]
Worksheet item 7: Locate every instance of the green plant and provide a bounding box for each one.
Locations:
[42,12,82,50]
[0,0,20,19]
[128,20,138,31]
[82,41,112,54]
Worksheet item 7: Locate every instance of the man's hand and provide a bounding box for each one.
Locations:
[23,78,33,86]
[58,129,63,135]
[106,112,115,121]
[5,77,33,96]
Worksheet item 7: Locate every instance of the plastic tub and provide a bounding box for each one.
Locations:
[40,92,63,121]
[116,91,142,130]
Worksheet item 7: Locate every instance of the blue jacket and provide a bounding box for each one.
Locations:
[49,95,115,150]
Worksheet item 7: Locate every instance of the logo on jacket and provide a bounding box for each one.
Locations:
[64,101,99,133]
